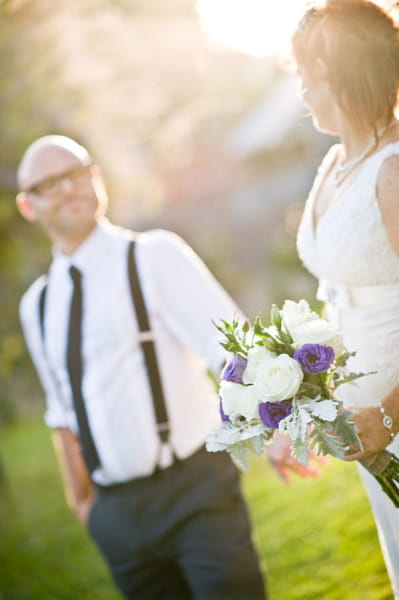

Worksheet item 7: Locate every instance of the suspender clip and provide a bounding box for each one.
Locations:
[138,330,155,343]
[157,422,169,433]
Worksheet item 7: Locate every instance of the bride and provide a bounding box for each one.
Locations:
[293,0,399,595]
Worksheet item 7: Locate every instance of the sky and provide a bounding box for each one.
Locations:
[197,0,396,57]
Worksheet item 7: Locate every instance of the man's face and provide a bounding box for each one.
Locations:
[18,145,107,241]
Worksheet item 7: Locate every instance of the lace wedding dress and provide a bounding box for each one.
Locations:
[297,141,399,595]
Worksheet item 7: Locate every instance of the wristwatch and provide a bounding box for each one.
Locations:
[378,403,395,441]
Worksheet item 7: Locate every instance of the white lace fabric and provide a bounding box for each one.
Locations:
[297,142,399,287]
[297,141,399,447]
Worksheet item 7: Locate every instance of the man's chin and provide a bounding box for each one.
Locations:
[57,218,97,238]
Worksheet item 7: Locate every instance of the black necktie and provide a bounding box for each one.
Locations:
[67,266,100,473]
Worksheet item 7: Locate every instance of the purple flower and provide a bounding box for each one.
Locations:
[219,397,230,422]
[294,343,335,375]
[222,355,248,383]
[259,400,292,429]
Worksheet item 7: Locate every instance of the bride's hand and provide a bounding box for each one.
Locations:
[265,431,327,483]
[343,406,393,461]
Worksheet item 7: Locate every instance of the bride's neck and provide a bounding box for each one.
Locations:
[339,118,396,161]
[340,128,374,162]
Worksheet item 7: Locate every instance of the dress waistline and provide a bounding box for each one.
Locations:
[317,279,399,309]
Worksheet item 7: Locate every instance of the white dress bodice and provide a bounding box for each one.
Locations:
[297,142,399,287]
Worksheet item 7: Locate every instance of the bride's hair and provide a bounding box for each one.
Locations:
[292,0,399,138]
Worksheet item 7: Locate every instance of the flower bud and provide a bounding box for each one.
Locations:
[280,329,293,344]
[263,337,277,352]
[242,319,250,333]
[279,329,293,344]
[270,305,282,329]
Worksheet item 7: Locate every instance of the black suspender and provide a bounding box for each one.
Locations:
[127,240,170,444]
[38,282,47,341]
[38,238,172,472]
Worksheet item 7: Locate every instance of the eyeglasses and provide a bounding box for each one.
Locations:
[25,164,92,197]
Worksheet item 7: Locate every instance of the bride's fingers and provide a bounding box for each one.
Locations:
[278,466,292,483]
[343,452,362,461]
[309,451,329,466]
[343,449,371,461]
[284,455,320,478]
[268,460,292,483]
[343,442,371,461]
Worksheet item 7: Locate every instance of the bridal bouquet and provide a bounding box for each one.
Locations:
[206,299,363,469]
[207,299,399,507]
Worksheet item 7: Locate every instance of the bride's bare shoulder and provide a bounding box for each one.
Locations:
[377,122,399,184]
[377,153,399,196]
[376,143,399,254]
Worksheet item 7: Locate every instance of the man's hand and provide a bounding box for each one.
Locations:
[52,428,94,526]
[76,498,94,527]
[265,431,327,483]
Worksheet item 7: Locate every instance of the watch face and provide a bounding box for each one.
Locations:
[383,414,394,429]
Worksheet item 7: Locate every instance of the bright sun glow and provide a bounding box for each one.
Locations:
[197,0,394,58]
[197,0,308,57]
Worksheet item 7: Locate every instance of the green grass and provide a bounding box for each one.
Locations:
[0,416,394,600]
[243,457,393,600]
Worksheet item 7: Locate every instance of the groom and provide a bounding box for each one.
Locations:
[16,134,316,599]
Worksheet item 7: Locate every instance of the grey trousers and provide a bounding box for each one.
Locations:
[88,447,266,599]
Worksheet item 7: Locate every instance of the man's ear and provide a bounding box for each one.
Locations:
[16,192,39,222]
[89,164,102,181]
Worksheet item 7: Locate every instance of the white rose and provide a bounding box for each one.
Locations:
[281,299,319,331]
[254,354,303,402]
[220,380,260,421]
[242,345,276,384]
[290,319,344,357]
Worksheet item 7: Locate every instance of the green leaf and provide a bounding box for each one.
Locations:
[334,350,356,367]
[331,410,363,449]
[298,382,320,398]
[309,424,345,459]
[334,371,375,388]
[291,439,310,465]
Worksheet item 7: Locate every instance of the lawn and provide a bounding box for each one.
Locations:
[0,416,394,599]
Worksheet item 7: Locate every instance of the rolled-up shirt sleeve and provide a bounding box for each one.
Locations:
[19,277,69,429]
[140,230,244,374]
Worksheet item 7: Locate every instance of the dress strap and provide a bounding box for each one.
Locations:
[367,141,399,186]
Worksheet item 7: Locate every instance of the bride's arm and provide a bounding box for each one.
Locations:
[345,152,399,461]
[376,153,399,255]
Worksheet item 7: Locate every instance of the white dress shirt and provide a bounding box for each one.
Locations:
[20,218,240,485]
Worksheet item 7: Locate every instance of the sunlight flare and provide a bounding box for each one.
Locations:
[197,0,397,57]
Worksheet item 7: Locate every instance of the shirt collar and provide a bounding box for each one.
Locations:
[52,217,113,274]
